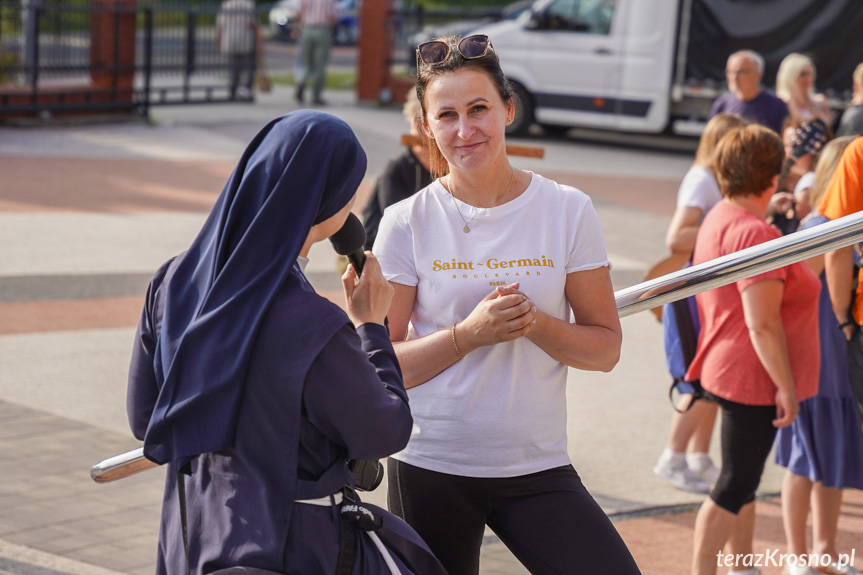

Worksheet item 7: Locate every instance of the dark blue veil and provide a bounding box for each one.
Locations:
[142,110,367,465]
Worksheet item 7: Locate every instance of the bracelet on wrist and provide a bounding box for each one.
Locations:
[451,322,464,359]
[839,319,854,330]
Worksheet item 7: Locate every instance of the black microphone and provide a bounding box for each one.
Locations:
[329,213,367,276]
[328,212,386,492]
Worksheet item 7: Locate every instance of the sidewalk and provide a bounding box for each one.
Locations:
[1,86,860,575]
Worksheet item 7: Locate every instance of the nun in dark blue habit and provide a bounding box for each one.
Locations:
[126,110,445,575]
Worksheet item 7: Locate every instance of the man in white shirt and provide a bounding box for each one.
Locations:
[216,0,259,97]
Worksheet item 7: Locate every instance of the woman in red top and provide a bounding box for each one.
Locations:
[687,125,821,575]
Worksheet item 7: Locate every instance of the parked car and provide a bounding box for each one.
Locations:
[268,0,301,40]
[406,0,532,69]
[333,0,360,45]
[268,0,359,44]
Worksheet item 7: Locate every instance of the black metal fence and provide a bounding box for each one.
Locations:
[0,1,259,116]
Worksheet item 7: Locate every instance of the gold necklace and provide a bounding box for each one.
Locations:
[445,166,515,233]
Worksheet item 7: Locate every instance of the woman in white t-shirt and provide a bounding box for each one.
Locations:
[654,113,749,494]
[373,34,639,575]
[666,114,749,253]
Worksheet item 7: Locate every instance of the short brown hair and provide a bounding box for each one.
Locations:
[713,125,785,198]
[415,34,511,178]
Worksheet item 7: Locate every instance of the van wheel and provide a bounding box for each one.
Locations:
[540,123,570,137]
[507,82,534,137]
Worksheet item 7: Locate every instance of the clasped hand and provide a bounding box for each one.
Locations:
[457,283,538,352]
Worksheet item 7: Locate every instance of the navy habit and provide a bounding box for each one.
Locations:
[126,111,445,574]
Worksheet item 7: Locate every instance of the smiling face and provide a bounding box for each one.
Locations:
[421,69,514,174]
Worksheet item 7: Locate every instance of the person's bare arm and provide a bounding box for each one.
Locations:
[825,245,855,340]
[665,206,703,254]
[525,266,622,372]
[741,279,798,427]
[804,253,825,277]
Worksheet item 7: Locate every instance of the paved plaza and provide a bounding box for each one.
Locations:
[1,86,861,575]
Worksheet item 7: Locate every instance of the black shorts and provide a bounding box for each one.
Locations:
[705,391,778,514]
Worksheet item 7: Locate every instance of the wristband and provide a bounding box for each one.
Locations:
[839,319,854,330]
[451,322,464,359]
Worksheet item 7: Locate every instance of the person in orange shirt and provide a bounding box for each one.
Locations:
[820,135,863,437]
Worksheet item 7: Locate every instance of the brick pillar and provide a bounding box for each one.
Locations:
[90,0,136,100]
[357,0,415,104]
[356,0,387,102]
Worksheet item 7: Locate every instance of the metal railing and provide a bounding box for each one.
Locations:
[91,210,863,483]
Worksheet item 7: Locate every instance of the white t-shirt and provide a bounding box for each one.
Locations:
[374,172,610,477]
[676,166,722,218]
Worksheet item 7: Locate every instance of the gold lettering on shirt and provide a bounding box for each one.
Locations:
[434,255,553,279]
[433,259,474,271]
[486,256,553,270]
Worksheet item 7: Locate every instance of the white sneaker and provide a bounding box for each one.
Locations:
[784,565,819,575]
[653,453,712,493]
[825,562,860,575]
[687,452,721,484]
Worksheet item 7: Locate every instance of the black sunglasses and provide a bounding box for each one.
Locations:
[416,34,494,67]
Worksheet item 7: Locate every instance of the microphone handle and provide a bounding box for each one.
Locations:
[346,250,388,329]
[348,251,366,276]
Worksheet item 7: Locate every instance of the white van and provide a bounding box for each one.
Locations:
[473,0,862,136]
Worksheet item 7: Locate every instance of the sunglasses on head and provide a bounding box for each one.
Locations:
[416,34,494,67]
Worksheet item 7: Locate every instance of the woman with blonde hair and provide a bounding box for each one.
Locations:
[776,135,863,575]
[776,53,833,126]
[797,135,854,220]
[666,113,750,255]
[653,112,750,494]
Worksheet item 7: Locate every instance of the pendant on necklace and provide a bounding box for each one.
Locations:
[463,225,471,233]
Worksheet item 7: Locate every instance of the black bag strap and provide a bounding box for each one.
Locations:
[334,517,357,575]
[335,488,383,575]
[177,467,192,575]
[668,296,705,412]
[667,242,705,413]
[672,296,698,368]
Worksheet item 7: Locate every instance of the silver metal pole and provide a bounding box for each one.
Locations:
[91,446,157,483]
[616,211,863,318]
[90,210,863,483]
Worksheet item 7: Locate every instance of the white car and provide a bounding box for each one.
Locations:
[268,0,301,41]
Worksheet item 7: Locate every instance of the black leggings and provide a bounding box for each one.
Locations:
[707,393,778,514]
[387,459,640,575]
